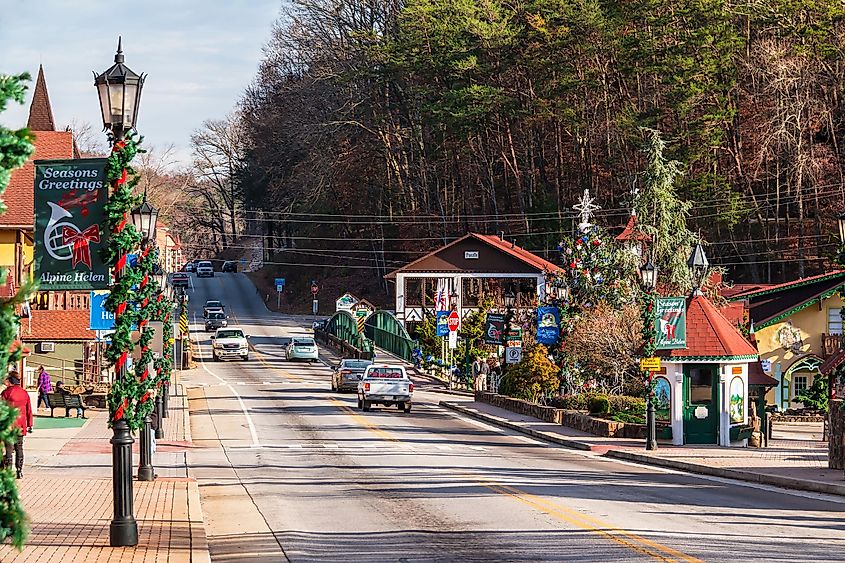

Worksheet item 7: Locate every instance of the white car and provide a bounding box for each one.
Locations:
[211,327,249,361]
[196,260,214,278]
[285,337,318,362]
[357,365,413,413]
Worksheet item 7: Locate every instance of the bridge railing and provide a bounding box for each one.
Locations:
[368,325,416,363]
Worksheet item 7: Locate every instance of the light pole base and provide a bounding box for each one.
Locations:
[138,416,155,482]
[646,397,658,451]
[154,395,164,439]
[110,517,138,547]
[110,419,138,546]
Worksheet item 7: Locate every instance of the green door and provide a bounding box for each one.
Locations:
[683,364,719,444]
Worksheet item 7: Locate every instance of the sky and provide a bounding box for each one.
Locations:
[0,0,281,165]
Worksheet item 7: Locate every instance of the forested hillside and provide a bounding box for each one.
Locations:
[197,0,845,285]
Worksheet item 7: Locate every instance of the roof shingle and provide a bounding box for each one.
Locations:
[20,309,96,341]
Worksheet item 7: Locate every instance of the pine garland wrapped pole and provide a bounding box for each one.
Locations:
[0,72,35,550]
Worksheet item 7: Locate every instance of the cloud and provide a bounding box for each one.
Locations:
[0,0,280,165]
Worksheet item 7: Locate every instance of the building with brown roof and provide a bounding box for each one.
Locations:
[385,233,561,326]
[0,66,76,298]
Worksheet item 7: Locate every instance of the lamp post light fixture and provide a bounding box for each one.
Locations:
[96,39,145,548]
[94,37,146,140]
[687,242,709,294]
[639,260,659,451]
[838,210,845,245]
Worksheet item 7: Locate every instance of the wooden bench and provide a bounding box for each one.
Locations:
[45,393,87,418]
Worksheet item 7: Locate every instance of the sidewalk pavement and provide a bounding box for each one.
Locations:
[442,399,845,497]
[0,384,210,562]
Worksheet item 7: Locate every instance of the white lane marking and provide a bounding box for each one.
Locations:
[196,312,261,448]
[433,444,452,451]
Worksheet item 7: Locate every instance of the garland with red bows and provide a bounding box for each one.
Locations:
[102,132,145,430]
[132,240,159,423]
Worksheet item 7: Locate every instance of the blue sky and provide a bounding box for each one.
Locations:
[0,0,281,164]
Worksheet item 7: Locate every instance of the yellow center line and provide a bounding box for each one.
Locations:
[487,481,702,563]
[220,281,302,381]
[330,398,398,442]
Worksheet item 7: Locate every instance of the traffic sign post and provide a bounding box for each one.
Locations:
[312,299,319,315]
[447,311,460,332]
[505,346,522,364]
[311,281,319,296]
[275,278,285,309]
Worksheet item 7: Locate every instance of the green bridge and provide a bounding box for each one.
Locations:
[321,310,417,363]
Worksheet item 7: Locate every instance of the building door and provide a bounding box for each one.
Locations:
[683,364,719,444]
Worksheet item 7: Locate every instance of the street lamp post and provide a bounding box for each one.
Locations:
[639,261,658,451]
[132,197,158,482]
[502,286,516,375]
[95,37,145,548]
[837,210,845,264]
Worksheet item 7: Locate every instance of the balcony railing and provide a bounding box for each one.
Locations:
[822,333,843,358]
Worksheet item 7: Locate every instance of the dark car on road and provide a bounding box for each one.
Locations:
[205,312,228,332]
[331,359,373,392]
[203,300,225,319]
[222,261,237,272]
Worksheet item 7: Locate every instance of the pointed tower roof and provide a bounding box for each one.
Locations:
[27,65,57,132]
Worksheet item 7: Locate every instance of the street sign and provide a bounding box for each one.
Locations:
[761,359,772,373]
[436,311,450,336]
[447,310,460,332]
[312,299,319,315]
[448,330,458,349]
[507,339,522,348]
[505,346,522,364]
[311,283,319,295]
[89,290,114,330]
[640,357,661,372]
[275,278,285,292]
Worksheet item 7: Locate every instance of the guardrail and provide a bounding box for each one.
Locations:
[314,329,374,360]
[369,325,415,363]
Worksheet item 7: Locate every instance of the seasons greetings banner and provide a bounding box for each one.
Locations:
[34,158,109,290]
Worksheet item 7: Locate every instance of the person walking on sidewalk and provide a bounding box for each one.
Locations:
[36,366,52,411]
[472,356,489,392]
[1,372,33,479]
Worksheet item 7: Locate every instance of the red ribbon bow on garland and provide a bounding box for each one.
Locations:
[62,225,101,269]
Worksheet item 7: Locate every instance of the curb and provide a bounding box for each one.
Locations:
[187,479,211,562]
[427,388,475,398]
[440,401,845,497]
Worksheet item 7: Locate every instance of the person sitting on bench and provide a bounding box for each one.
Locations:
[55,382,86,418]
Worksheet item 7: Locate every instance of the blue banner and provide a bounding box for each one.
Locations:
[536,307,561,345]
[90,290,115,331]
[436,311,450,336]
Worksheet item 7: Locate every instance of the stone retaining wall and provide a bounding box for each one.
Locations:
[475,392,668,439]
[770,415,826,423]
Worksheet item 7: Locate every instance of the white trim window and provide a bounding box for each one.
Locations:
[829,308,842,335]
[793,375,809,398]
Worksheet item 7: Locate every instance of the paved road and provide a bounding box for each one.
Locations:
[181,273,845,562]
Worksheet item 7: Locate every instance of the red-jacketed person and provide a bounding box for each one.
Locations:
[1,371,33,479]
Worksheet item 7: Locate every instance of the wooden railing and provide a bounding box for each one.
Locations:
[822,333,843,358]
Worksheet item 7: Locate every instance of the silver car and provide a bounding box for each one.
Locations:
[331,359,373,392]
[286,337,318,362]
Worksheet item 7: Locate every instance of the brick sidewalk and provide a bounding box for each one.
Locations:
[443,399,845,497]
[0,385,209,562]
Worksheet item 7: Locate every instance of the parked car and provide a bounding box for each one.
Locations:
[285,337,318,362]
[196,260,214,278]
[211,327,249,361]
[171,272,190,288]
[222,261,237,272]
[184,262,195,273]
[357,365,412,413]
[205,312,228,332]
[203,300,225,318]
[332,358,372,392]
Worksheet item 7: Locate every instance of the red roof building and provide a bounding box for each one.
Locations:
[20,309,96,341]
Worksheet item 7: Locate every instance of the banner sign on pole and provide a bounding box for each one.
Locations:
[536,306,561,345]
[655,297,687,350]
[34,158,109,290]
[483,313,505,344]
[89,290,115,330]
[436,311,450,337]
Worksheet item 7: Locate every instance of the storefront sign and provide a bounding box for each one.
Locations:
[89,290,114,330]
[655,297,687,350]
[640,357,661,372]
[483,313,505,344]
[34,158,109,290]
[335,293,358,312]
[536,306,560,345]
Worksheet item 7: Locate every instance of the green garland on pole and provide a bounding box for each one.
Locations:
[132,240,158,423]
[0,72,34,549]
[102,132,144,430]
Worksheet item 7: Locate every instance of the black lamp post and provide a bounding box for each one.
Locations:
[501,286,517,373]
[95,37,145,548]
[131,196,158,482]
[639,261,658,451]
[837,210,845,264]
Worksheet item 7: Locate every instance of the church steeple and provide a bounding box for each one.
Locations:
[26,65,57,132]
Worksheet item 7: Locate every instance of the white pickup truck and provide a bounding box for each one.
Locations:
[357,365,413,413]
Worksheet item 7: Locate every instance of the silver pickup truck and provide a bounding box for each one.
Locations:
[357,365,413,413]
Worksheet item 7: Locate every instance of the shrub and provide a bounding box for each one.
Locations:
[608,395,646,414]
[500,345,558,402]
[610,411,645,424]
[588,394,610,414]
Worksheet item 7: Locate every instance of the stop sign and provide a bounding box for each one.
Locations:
[447,311,460,331]
[311,284,319,295]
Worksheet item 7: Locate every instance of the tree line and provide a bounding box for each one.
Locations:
[176,0,845,284]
